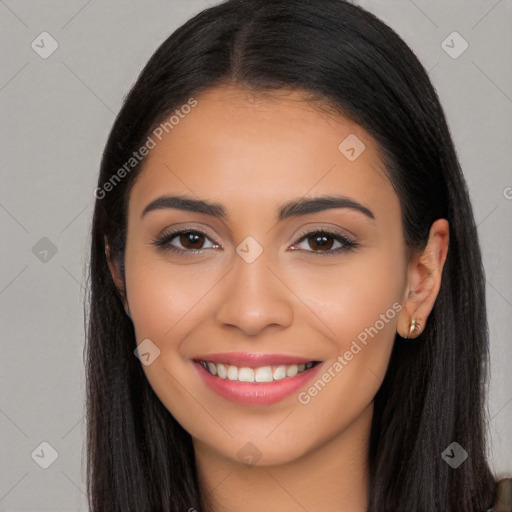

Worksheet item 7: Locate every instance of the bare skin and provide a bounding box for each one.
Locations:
[107,82,449,512]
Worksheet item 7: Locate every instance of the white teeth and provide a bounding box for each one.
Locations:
[201,360,317,381]
[273,365,287,380]
[254,366,273,382]
[238,367,255,382]
[207,362,217,376]
[227,365,238,381]
[217,363,227,378]
[286,364,298,377]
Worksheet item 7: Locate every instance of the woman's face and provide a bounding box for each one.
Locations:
[116,83,410,465]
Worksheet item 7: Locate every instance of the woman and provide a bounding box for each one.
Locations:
[85,0,511,510]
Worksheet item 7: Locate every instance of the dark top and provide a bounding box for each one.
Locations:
[488,477,512,512]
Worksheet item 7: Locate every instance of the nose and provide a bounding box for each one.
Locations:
[215,251,294,336]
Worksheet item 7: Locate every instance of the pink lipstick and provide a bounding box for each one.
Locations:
[192,352,323,406]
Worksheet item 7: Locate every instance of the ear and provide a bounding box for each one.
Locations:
[397,219,449,338]
[105,239,131,319]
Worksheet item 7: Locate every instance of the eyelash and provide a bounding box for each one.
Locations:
[152,228,359,256]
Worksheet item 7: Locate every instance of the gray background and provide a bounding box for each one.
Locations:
[1,0,511,510]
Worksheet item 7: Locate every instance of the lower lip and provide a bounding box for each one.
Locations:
[193,361,324,406]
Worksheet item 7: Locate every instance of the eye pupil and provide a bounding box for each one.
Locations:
[309,234,334,251]
[181,232,204,249]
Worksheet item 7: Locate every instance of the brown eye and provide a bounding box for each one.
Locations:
[307,233,335,251]
[178,232,206,250]
[153,229,219,253]
[293,230,358,256]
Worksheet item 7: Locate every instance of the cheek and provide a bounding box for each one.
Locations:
[288,280,398,445]
[286,247,404,345]
[284,248,403,401]
[123,254,219,432]
[124,250,218,345]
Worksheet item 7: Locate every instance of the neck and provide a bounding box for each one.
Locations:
[194,403,372,512]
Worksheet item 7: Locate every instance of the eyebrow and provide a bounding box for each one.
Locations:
[141,194,375,222]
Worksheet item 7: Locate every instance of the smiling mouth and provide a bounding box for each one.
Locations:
[197,360,321,383]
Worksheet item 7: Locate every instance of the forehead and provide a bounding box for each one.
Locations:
[129,83,396,219]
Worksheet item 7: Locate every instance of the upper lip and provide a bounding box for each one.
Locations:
[193,352,319,367]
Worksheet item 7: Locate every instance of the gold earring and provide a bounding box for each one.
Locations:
[405,318,418,339]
